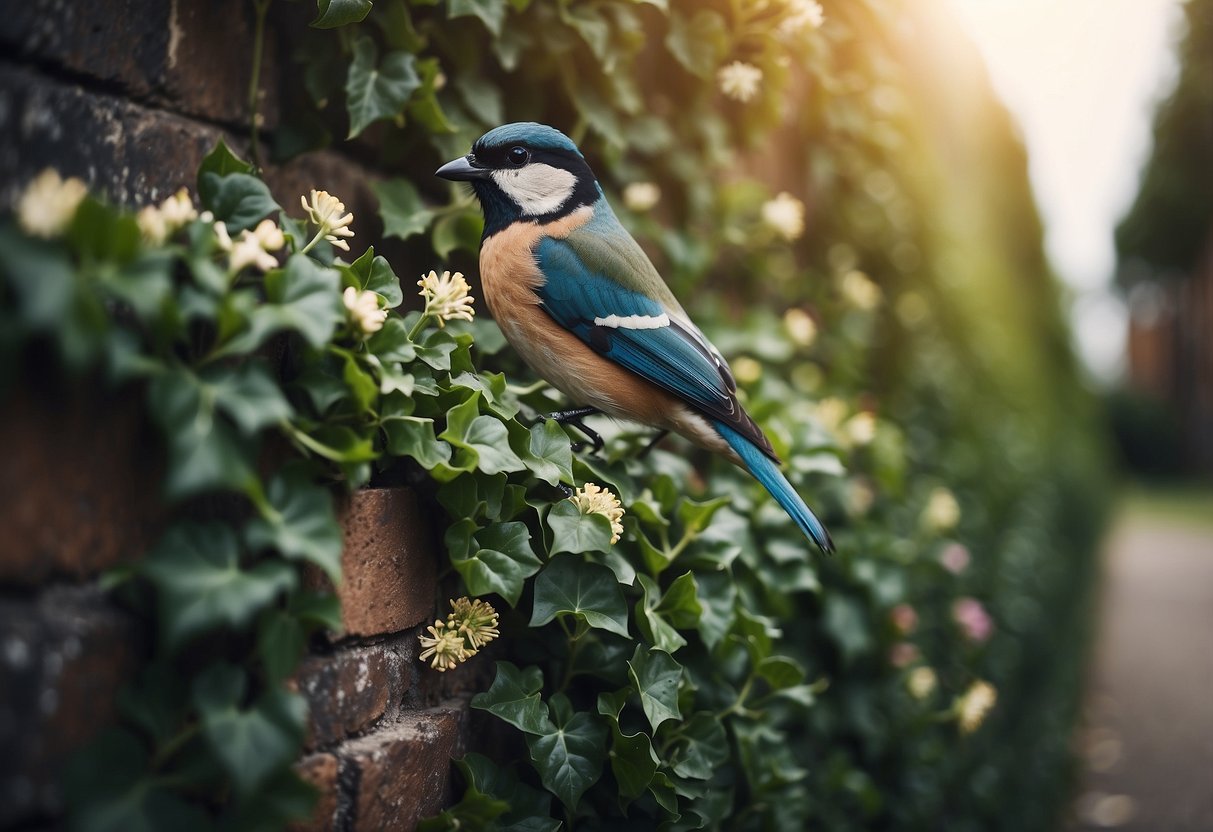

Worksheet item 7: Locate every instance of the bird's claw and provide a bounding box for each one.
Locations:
[542,407,603,456]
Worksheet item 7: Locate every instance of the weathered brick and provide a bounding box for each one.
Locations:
[307,488,439,639]
[0,380,162,585]
[296,646,404,750]
[338,703,469,831]
[0,587,140,826]
[290,752,341,832]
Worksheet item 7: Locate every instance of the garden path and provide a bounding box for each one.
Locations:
[1069,499,1213,831]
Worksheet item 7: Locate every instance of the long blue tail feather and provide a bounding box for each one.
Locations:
[714,420,835,554]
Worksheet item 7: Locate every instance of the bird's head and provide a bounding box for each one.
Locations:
[435,122,601,236]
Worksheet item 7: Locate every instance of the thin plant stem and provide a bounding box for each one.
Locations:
[248,0,273,171]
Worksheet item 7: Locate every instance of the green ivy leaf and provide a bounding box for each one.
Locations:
[342,351,379,414]
[446,519,541,606]
[311,0,373,28]
[382,415,452,469]
[366,316,417,362]
[667,713,729,781]
[258,610,306,684]
[192,664,306,797]
[204,361,294,436]
[546,500,615,555]
[440,394,527,476]
[694,571,737,650]
[677,495,732,536]
[448,0,507,36]
[627,645,683,732]
[373,179,438,241]
[197,172,281,233]
[754,655,806,691]
[529,556,630,637]
[346,37,422,138]
[664,9,728,79]
[518,419,574,487]
[196,140,253,188]
[609,722,658,803]
[471,662,553,735]
[245,473,343,582]
[635,574,685,653]
[525,695,608,811]
[341,246,404,307]
[217,254,342,356]
[142,524,296,650]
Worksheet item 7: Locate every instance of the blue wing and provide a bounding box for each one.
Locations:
[534,225,777,460]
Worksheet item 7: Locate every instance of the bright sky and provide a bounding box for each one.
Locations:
[948,0,1185,380]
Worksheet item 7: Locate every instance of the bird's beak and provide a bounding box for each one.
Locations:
[435,154,491,181]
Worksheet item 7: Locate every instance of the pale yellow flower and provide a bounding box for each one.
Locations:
[840,270,882,310]
[17,169,88,239]
[623,182,661,212]
[783,308,818,347]
[137,206,169,246]
[957,680,997,733]
[570,482,625,544]
[301,189,355,251]
[417,270,475,327]
[418,619,469,672]
[137,188,200,245]
[731,356,763,385]
[343,287,388,336]
[907,666,937,700]
[778,0,825,36]
[226,219,285,273]
[844,411,877,446]
[762,192,806,241]
[447,597,500,650]
[717,61,763,102]
[922,486,961,533]
[814,397,848,434]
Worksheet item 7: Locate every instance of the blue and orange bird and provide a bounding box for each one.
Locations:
[436,123,835,553]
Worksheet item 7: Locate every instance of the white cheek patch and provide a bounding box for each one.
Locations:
[593,313,671,330]
[492,164,578,216]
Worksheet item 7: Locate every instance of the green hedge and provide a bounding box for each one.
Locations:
[1,0,1109,829]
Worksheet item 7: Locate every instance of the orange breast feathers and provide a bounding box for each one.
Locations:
[476,209,679,428]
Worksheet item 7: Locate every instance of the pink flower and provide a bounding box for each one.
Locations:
[952,597,994,643]
[889,603,918,635]
[889,642,920,668]
[940,543,971,574]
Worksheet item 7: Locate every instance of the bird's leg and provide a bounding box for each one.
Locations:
[541,406,604,455]
[637,429,670,460]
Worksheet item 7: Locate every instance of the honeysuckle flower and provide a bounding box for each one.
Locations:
[840,269,882,310]
[300,189,355,251]
[418,619,468,672]
[957,680,997,733]
[343,287,388,336]
[717,61,763,102]
[907,666,937,699]
[778,0,825,36]
[159,188,198,229]
[417,270,475,327]
[844,411,877,446]
[447,597,500,650]
[890,603,918,635]
[213,220,233,250]
[952,597,994,643]
[783,308,818,347]
[762,192,806,241]
[227,219,285,273]
[889,642,919,668]
[570,482,625,544]
[813,397,848,433]
[17,169,88,239]
[137,205,169,245]
[940,542,971,574]
[623,182,661,212]
[731,356,763,385]
[922,486,961,532]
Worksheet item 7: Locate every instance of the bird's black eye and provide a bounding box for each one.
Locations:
[507,146,529,167]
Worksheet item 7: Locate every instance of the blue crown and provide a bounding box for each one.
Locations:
[474,122,582,156]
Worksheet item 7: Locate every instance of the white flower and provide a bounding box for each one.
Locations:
[17,169,88,239]
[447,597,500,650]
[213,220,233,250]
[717,61,763,103]
[570,482,625,544]
[762,192,806,241]
[844,411,877,446]
[840,269,882,310]
[137,188,199,245]
[957,680,997,733]
[418,620,469,672]
[623,182,661,212]
[922,487,961,533]
[907,666,937,700]
[731,356,763,385]
[778,0,825,37]
[137,205,169,245]
[783,308,817,347]
[343,287,388,336]
[417,270,475,327]
[301,189,355,251]
[228,219,285,273]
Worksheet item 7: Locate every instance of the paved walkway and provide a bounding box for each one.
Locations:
[1069,506,1213,831]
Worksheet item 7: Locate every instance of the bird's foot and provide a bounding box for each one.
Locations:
[637,429,669,460]
[555,483,575,499]
[541,407,604,455]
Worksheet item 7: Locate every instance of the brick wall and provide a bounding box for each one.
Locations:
[0,3,476,829]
